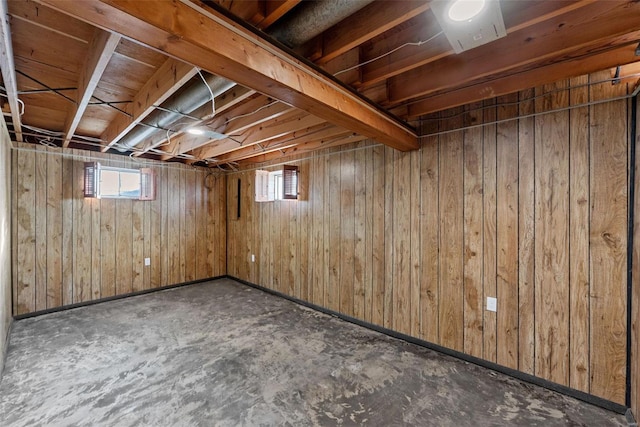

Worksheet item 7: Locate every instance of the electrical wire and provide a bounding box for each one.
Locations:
[198,69,216,117]
[224,100,279,125]
[334,31,444,76]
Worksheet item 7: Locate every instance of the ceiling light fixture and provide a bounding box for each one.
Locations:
[431,0,506,53]
[187,128,205,135]
[448,0,486,22]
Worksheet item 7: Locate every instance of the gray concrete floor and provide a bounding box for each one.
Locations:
[0,278,628,426]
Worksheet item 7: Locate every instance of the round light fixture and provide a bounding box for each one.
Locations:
[187,128,204,135]
[448,0,486,22]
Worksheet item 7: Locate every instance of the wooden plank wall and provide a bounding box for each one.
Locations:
[632,96,640,419]
[12,143,227,315]
[227,72,630,405]
[0,116,12,374]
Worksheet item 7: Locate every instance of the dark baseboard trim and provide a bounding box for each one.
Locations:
[229,275,630,416]
[13,276,226,320]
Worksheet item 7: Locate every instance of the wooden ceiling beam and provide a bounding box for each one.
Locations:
[62,29,120,147]
[408,43,639,118]
[195,112,327,160]
[341,1,595,89]
[212,123,350,163]
[156,97,293,160]
[308,0,429,66]
[389,1,640,105]
[36,0,417,152]
[240,133,368,164]
[100,57,197,151]
[0,0,23,141]
[255,0,301,30]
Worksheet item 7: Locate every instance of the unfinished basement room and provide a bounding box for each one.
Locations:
[0,0,640,425]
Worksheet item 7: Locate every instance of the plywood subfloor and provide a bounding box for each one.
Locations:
[0,278,627,426]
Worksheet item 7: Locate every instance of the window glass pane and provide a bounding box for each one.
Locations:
[100,170,120,197]
[120,171,140,198]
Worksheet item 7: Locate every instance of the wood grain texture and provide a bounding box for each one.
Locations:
[438,112,464,352]
[517,88,535,375]
[463,106,484,359]
[534,82,570,385]
[496,94,519,369]
[12,144,226,315]
[632,95,640,420]
[588,77,627,404]
[568,75,590,392]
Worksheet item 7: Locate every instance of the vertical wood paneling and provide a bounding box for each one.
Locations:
[354,146,366,320]
[496,94,519,369]
[327,150,341,311]
[61,153,74,306]
[420,118,439,343]
[340,150,355,316]
[100,198,116,298]
[439,118,464,351]
[184,170,197,282]
[13,145,226,315]
[46,149,62,308]
[371,145,385,326]
[518,87,535,375]
[483,99,498,363]
[16,149,35,314]
[383,146,394,330]
[132,198,144,293]
[463,107,484,359]
[409,149,421,337]
[568,75,590,392]
[393,151,410,335]
[34,145,47,312]
[363,145,374,323]
[632,95,640,419]
[589,79,627,404]
[534,82,570,385]
[299,159,309,301]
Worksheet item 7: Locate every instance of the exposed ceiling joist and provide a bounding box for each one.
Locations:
[255,0,301,30]
[408,43,640,118]
[0,0,22,141]
[100,57,197,151]
[35,0,418,152]
[196,112,327,160]
[389,1,640,104]
[306,0,430,65]
[63,29,120,147]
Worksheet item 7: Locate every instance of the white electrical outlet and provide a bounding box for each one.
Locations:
[487,297,497,312]
[144,257,151,267]
[251,254,255,262]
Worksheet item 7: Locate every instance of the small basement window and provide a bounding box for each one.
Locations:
[84,162,155,200]
[255,165,298,202]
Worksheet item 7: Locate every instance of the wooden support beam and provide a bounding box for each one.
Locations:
[389,1,640,104]
[37,0,417,152]
[0,0,22,141]
[63,29,120,147]
[358,1,596,88]
[256,0,301,29]
[211,123,350,163]
[309,0,429,66]
[100,57,197,151]
[195,112,326,160]
[408,43,639,118]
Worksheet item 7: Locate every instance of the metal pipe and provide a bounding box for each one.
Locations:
[116,73,234,151]
[268,0,374,48]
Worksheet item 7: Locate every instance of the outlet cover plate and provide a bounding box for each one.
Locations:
[487,297,497,312]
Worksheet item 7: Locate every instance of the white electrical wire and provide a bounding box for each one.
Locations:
[334,31,444,76]
[198,68,216,117]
